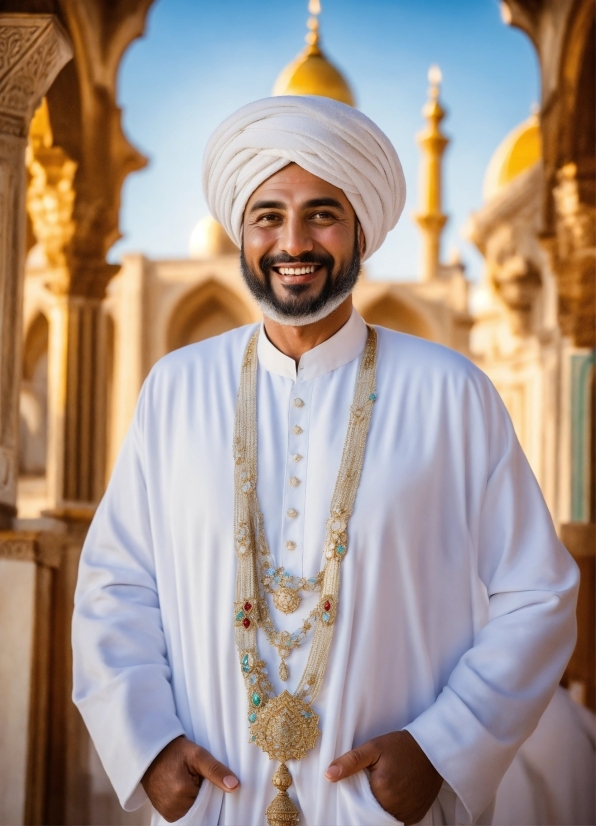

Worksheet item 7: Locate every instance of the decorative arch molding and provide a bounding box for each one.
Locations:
[167,279,252,352]
[359,292,436,341]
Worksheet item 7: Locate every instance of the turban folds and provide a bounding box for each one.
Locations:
[202,96,406,261]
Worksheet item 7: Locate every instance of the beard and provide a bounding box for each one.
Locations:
[239,235,361,327]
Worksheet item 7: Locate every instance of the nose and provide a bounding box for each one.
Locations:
[279,213,314,258]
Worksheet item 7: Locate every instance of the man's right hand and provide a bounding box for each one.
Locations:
[141,735,239,822]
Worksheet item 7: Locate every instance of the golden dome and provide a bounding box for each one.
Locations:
[272,1,355,107]
[189,215,238,258]
[483,111,542,200]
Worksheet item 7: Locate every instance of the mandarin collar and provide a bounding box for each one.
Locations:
[257,308,368,382]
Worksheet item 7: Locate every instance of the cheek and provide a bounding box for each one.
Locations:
[313,224,355,260]
[243,227,275,268]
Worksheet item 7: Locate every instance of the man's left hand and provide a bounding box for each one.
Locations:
[325,730,442,825]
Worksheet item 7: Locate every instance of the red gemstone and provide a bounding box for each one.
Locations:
[243,618,251,628]
[324,601,331,611]
[244,601,252,612]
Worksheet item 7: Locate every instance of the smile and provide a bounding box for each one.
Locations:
[275,265,319,275]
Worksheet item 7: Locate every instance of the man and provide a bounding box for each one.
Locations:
[73,96,578,826]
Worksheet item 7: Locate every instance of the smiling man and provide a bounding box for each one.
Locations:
[72,96,578,826]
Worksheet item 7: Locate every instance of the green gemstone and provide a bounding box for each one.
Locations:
[252,692,261,707]
[336,545,346,555]
[248,712,257,723]
[236,611,245,621]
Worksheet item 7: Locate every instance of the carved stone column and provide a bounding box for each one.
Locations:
[0,15,72,527]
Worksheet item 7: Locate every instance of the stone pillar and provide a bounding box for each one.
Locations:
[0,531,64,825]
[414,65,449,282]
[0,15,72,528]
[45,293,109,517]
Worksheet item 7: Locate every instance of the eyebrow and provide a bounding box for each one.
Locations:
[248,197,347,214]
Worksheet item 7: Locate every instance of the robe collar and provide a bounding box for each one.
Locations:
[257,307,368,383]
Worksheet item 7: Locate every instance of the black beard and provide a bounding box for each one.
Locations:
[239,235,361,320]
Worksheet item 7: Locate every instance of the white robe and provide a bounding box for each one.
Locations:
[72,309,579,826]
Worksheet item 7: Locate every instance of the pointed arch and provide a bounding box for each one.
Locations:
[167,279,252,352]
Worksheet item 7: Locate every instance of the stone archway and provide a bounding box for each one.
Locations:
[167,280,252,352]
[360,294,435,340]
[19,312,49,475]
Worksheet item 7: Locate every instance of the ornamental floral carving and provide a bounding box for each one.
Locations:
[0,16,72,137]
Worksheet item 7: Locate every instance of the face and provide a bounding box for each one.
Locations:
[241,164,365,324]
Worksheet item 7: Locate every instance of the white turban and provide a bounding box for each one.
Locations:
[202,96,406,261]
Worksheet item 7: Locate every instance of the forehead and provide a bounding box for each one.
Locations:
[246,163,352,210]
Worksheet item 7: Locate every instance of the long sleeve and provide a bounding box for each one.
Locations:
[72,382,185,811]
[405,374,579,824]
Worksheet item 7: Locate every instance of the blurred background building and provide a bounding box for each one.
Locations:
[0,0,593,823]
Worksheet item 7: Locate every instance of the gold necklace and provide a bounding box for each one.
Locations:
[233,326,378,826]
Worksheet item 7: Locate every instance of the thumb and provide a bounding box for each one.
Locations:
[187,744,239,793]
[325,739,381,782]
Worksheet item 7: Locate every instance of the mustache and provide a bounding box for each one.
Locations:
[260,250,335,272]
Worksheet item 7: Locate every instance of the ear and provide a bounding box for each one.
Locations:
[357,222,366,258]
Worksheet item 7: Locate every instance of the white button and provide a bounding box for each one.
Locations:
[287,508,298,518]
[289,476,300,487]
[293,398,304,408]
[292,425,303,435]
[286,540,296,550]
[293,454,303,462]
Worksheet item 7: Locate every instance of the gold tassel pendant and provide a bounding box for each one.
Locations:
[266,763,299,826]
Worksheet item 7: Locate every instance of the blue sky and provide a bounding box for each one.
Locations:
[110,0,539,281]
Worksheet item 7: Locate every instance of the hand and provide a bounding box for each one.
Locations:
[141,735,239,822]
[325,730,442,825]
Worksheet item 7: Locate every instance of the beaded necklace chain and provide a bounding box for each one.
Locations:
[233,326,378,826]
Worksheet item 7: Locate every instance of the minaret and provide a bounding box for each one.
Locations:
[414,65,449,281]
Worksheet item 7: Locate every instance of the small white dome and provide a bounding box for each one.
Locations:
[189,215,238,258]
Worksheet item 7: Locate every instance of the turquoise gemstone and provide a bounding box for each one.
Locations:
[308,577,317,585]
[301,710,312,719]
[236,611,245,621]
[251,735,257,741]
[336,545,346,555]
[369,392,377,401]
[252,693,261,707]
[248,712,257,723]
[249,675,257,685]
[266,568,275,576]
[322,612,330,623]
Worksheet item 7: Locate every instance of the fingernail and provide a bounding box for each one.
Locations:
[223,775,238,790]
[325,765,340,780]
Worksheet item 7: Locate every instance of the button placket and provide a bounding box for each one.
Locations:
[282,380,313,575]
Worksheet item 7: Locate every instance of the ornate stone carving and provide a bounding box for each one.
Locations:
[0,16,72,137]
[26,98,77,294]
[550,163,595,347]
[0,530,63,567]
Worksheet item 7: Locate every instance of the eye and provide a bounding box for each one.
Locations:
[257,213,282,225]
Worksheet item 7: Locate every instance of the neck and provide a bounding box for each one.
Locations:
[263,296,353,363]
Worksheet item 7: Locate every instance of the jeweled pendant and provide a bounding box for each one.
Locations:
[273,585,301,614]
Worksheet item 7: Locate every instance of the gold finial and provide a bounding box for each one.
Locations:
[306,0,321,51]
[414,64,449,281]
[266,764,299,826]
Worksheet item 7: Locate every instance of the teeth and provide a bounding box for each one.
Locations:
[278,265,317,276]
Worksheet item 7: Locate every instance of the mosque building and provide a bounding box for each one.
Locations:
[1,0,592,822]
